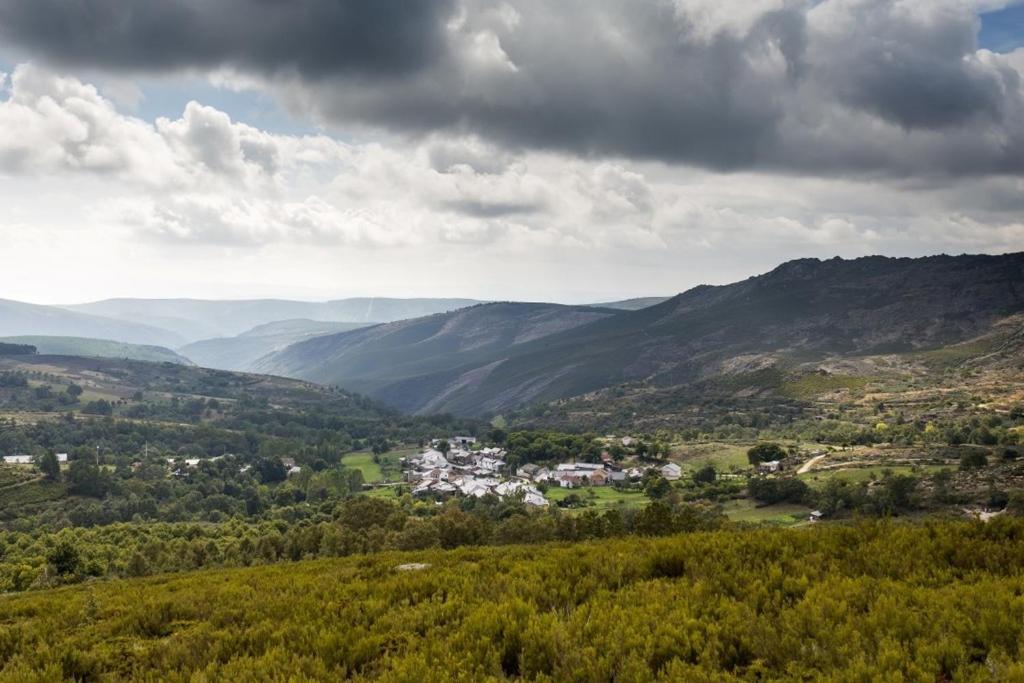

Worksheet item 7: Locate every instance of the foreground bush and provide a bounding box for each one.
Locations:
[3,520,1024,680]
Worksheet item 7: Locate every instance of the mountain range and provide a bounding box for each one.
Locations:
[179,319,372,371]
[4,254,1022,418]
[250,302,622,413]
[0,299,187,347]
[0,336,192,365]
[63,297,485,342]
[253,253,1024,415]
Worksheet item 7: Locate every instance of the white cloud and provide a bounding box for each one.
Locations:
[0,62,1022,305]
[0,63,346,193]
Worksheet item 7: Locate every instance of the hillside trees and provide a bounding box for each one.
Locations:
[747,442,786,465]
[36,451,60,481]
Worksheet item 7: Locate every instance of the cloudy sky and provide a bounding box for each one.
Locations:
[1,0,1022,305]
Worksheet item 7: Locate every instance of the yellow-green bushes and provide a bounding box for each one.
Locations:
[3,520,1024,680]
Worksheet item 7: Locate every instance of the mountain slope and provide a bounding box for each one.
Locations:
[0,299,184,347]
[0,336,192,365]
[591,296,670,310]
[446,253,1024,414]
[261,253,1024,415]
[65,297,483,341]
[180,319,371,371]
[252,302,622,411]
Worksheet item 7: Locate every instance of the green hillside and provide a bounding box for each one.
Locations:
[0,336,192,365]
[4,521,1024,680]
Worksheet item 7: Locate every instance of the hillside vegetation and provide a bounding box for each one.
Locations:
[3,520,1024,680]
[0,336,192,365]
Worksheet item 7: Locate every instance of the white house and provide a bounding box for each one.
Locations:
[517,463,540,478]
[661,463,683,480]
[757,460,782,474]
[419,450,449,470]
[533,467,552,483]
[2,454,33,465]
[524,492,549,507]
[477,457,504,473]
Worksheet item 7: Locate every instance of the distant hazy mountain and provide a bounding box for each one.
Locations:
[0,299,185,347]
[180,319,372,371]
[64,298,483,342]
[252,302,622,412]
[0,336,192,365]
[257,253,1024,415]
[592,297,670,311]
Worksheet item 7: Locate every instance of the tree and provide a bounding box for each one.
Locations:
[255,457,287,483]
[693,465,717,485]
[82,400,114,416]
[436,440,450,455]
[959,451,988,471]
[643,476,671,500]
[47,540,81,576]
[748,477,809,505]
[66,460,110,498]
[747,443,786,466]
[65,383,84,399]
[37,451,61,481]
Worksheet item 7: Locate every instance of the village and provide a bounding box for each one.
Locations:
[401,436,685,508]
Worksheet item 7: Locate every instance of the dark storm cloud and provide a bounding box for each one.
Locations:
[2,0,1022,176]
[300,0,1024,175]
[809,0,1006,128]
[0,0,455,77]
[440,199,543,219]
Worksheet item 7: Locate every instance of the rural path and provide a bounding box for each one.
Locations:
[0,474,44,492]
[797,454,828,475]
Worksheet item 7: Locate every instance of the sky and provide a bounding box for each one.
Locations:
[0,0,1022,305]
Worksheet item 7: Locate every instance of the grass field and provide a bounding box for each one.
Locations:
[341,452,384,482]
[670,442,752,473]
[342,447,416,484]
[722,498,812,526]
[363,486,402,499]
[545,485,648,512]
[800,464,951,485]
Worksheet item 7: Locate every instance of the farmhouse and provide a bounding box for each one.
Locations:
[661,463,683,480]
[2,454,33,465]
[757,460,782,474]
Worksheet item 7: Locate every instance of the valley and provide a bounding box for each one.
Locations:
[1,253,1023,680]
